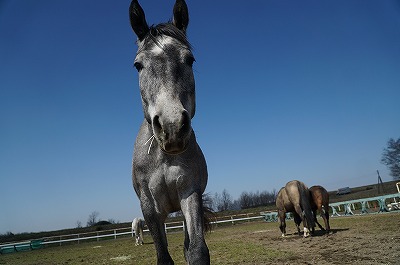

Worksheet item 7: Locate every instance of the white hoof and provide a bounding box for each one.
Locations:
[303,227,310,238]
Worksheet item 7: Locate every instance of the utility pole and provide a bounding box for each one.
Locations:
[377,170,385,194]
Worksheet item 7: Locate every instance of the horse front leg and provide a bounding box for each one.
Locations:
[180,192,210,265]
[140,196,174,265]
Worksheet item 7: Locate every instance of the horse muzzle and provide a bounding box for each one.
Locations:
[152,110,192,154]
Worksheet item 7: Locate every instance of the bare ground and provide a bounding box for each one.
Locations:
[247,213,400,264]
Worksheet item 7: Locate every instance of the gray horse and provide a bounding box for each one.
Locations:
[276,180,315,237]
[132,217,145,246]
[129,0,210,264]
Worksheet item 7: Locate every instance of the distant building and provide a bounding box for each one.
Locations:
[336,187,352,195]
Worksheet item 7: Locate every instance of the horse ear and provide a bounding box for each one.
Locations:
[172,0,189,34]
[129,0,149,41]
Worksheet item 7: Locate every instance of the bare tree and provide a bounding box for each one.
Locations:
[214,189,232,212]
[239,191,252,209]
[239,189,277,209]
[87,211,100,227]
[381,137,400,180]
[214,190,233,211]
[220,189,232,211]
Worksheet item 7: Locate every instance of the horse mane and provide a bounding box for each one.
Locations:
[141,23,192,50]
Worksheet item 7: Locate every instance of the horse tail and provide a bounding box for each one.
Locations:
[298,182,315,229]
[202,193,215,233]
[202,205,215,233]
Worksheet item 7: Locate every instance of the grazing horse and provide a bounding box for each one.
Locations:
[129,0,210,264]
[132,217,145,246]
[309,185,331,234]
[276,180,315,237]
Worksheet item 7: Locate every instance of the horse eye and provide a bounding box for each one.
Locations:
[134,62,143,72]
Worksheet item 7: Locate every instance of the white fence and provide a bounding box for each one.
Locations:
[0,212,263,252]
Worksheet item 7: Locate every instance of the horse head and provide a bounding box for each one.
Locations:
[129,0,195,155]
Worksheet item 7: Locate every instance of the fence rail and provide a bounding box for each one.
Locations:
[329,192,400,216]
[0,213,264,253]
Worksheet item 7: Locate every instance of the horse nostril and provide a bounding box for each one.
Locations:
[180,111,191,133]
[153,115,162,135]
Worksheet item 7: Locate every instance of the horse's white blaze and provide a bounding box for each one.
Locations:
[147,90,184,121]
[150,36,174,55]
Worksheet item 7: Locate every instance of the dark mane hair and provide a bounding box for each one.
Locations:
[142,23,192,50]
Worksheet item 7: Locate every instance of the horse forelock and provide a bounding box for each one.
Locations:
[137,23,192,53]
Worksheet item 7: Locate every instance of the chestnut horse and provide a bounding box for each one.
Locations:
[309,185,331,234]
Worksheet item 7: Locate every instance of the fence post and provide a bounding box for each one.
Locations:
[97,232,99,242]
[114,230,117,240]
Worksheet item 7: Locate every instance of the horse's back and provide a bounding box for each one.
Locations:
[276,187,285,210]
[276,186,296,212]
[285,180,309,205]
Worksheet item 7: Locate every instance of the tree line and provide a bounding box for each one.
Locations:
[209,189,277,212]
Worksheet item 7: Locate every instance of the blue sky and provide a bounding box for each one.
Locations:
[1,0,399,234]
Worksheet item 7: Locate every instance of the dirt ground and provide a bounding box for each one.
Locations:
[250,213,400,264]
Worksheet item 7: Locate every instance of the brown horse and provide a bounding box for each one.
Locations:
[276,180,315,237]
[309,185,331,234]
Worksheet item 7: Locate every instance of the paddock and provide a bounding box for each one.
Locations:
[1,212,398,264]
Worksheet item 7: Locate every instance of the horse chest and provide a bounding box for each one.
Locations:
[147,164,184,187]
